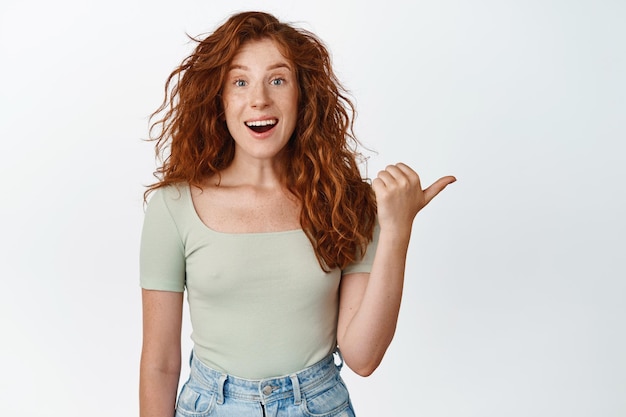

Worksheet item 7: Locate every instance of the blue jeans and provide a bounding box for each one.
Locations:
[175,350,356,417]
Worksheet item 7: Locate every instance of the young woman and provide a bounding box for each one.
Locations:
[139,11,455,417]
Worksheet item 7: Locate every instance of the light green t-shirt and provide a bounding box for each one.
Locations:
[140,184,378,379]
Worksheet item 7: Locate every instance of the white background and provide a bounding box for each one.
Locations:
[1,0,625,416]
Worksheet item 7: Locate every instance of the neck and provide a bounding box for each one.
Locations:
[215,155,288,189]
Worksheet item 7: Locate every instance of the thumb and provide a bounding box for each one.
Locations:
[423,176,457,205]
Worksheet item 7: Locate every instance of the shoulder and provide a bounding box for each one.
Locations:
[147,183,190,208]
[342,220,380,274]
[148,183,189,201]
[144,183,193,224]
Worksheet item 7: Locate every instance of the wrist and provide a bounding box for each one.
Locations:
[377,224,412,247]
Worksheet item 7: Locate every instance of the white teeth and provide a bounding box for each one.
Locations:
[245,119,277,127]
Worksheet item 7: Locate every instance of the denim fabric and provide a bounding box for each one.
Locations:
[175,350,356,417]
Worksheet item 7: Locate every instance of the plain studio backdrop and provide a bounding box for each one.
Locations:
[1,0,624,416]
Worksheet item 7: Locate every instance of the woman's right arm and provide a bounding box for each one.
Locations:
[140,289,184,417]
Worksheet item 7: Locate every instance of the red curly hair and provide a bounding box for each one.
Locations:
[146,11,376,270]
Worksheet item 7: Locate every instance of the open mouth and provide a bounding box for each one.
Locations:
[245,119,278,133]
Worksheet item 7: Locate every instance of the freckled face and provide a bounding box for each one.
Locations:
[222,39,299,163]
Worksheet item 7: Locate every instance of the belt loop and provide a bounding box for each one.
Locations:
[290,374,302,405]
[216,373,227,405]
[333,347,344,371]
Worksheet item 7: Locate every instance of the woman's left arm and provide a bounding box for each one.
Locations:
[337,163,455,376]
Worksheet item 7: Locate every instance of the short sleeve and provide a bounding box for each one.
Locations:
[139,188,186,292]
[341,221,380,276]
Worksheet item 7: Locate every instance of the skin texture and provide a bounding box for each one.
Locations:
[139,38,456,416]
[140,290,183,417]
[222,39,299,168]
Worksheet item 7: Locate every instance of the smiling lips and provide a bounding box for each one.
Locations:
[245,118,278,133]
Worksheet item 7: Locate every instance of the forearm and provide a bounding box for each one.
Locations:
[340,227,411,376]
[139,358,181,417]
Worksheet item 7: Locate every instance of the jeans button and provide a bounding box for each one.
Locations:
[262,385,274,395]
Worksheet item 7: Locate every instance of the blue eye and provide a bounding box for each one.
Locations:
[234,79,247,87]
[271,78,285,86]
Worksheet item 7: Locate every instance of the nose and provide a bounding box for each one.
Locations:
[250,83,270,109]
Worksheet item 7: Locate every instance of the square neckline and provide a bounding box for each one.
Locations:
[181,183,304,237]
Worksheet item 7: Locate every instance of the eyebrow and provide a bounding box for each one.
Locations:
[228,63,292,71]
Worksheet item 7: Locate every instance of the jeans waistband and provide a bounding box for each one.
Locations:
[187,349,344,405]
